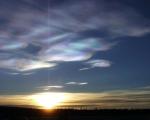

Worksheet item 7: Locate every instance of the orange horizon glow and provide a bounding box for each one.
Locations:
[0,91,150,109]
[30,92,69,109]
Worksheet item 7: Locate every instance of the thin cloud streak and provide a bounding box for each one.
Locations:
[38,85,64,91]
[79,68,90,71]
[79,59,112,71]
[66,82,88,86]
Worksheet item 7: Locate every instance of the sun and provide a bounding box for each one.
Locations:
[31,92,67,109]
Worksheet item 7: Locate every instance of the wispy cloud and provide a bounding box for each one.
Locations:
[5,72,20,75]
[66,82,88,86]
[78,82,88,85]
[38,85,64,91]
[79,68,90,71]
[0,0,150,72]
[86,59,112,68]
[22,72,35,76]
[4,71,35,76]
[0,58,56,71]
[38,82,88,91]
[80,59,112,71]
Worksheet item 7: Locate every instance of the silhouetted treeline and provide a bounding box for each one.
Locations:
[0,106,150,120]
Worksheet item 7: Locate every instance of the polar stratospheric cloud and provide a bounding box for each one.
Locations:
[0,0,150,109]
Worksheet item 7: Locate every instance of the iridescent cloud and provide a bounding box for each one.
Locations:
[0,0,150,71]
[38,38,112,62]
[0,58,56,71]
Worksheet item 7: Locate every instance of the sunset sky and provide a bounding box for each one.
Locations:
[0,0,150,109]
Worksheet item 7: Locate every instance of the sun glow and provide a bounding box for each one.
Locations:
[31,92,67,109]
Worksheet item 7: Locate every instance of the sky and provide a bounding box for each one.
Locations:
[0,0,150,109]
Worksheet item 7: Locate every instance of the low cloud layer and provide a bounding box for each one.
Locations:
[0,86,150,109]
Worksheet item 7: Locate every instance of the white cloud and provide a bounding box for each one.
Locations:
[38,85,64,91]
[78,82,88,85]
[86,59,112,68]
[79,68,90,71]
[79,59,112,71]
[6,72,20,75]
[4,71,35,75]
[66,82,78,85]
[66,82,88,86]
[22,72,35,76]
[46,86,64,88]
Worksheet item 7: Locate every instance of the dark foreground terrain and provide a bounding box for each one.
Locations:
[0,106,150,120]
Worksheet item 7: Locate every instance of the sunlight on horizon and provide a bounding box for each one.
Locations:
[0,91,149,109]
[30,92,69,109]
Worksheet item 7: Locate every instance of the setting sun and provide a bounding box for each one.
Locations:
[31,92,67,109]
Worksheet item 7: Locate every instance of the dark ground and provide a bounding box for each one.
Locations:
[0,106,150,120]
